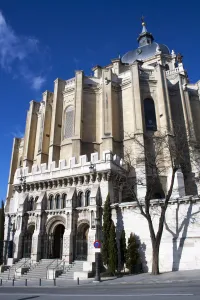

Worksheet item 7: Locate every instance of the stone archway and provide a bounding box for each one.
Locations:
[76,223,89,261]
[41,217,66,259]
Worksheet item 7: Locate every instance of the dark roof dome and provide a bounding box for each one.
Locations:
[121,19,170,65]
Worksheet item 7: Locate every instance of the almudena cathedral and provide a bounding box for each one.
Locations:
[2,21,200,280]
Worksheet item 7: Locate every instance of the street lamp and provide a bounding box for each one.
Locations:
[94,216,101,282]
[89,161,101,282]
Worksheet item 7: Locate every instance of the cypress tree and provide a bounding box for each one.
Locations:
[126,233,140,274]
[108,221,118,275]
[102,194,112,266]
[120,229,127,271]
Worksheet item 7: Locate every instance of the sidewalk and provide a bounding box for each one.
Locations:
[99,269,200,285]
[0,269,200,287]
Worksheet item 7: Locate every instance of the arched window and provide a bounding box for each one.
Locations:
[55,194,61,209]
[67,212,70,229]
[49,195,54,210]
[77,192,84,207]
[91,211,95,228]
[85,191,91,206]
[34,196,39,210]
[144,98,157,131]
[165,64,169,71]
[29,197,34,211]
[62,194,67,209]
[64,106,74,139]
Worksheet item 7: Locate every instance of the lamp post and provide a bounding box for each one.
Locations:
[89,161,101,282]
[94,216,101,282]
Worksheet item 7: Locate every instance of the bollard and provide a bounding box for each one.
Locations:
[25,279,27,286]
[12,279,14,286]
[0,279,2,286]
[77,277,79,285]
[39,278,41,286]
[54,278,56,286]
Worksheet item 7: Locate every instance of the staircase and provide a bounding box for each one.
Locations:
[20,259,63,280]
[57,261,85,280]
[0,258,31,280]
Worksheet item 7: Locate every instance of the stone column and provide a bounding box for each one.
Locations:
[167,169,185,198]
[13,214,24,262]
[62,212,74,263]
[31,214,42,262]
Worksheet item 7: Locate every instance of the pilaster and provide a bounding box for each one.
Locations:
[72,71,84,160]
[34,91,53,165]
[155,64,173,133]
[48,79,65,164]
[100,68,114,154]
[23,101,40,169]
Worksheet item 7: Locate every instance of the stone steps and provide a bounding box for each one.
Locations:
[0,258,31,279]
[20,259,63,280]
[58,261,84,280]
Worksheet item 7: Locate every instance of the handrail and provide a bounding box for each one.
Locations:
[47,259,65,279]
[46,259,56,279]
[14,258,32,279]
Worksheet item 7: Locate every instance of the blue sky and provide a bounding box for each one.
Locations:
[0,0,199,201]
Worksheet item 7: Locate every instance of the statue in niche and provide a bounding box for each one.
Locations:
[176,53,183,63]
[17,216,21,230]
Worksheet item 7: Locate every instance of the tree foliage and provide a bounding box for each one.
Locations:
[126,233,140,273]
[108,221,118,275]
[102,194,112,266]
[120,229,127,270]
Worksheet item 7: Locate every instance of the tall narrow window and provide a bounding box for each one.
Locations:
[91,211,95,228]
[78,192,84,207]
[85,191,91,206]
[55,194,61,209]
[49,195,54,210]
[144,98,157,131]
[64,106,74,139]
[29,197,34,211]
[62,194,67,208]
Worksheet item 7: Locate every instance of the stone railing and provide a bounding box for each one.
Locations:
[166,67,179,76]
[13,151,124,193]
[64,78,75,91]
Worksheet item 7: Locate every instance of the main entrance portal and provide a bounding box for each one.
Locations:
[53,224,64,259]
[76,223,89,261]
[40,224,65,259]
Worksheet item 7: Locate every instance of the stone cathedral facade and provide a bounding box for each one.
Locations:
[4,21,200,273]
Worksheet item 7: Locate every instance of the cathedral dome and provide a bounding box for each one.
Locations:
[121,20,170,65]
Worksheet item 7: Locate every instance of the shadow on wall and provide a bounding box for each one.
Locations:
[135,234,149,273]
[164,201,200,272]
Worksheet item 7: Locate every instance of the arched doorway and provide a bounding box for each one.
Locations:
[53,224,65,259]
[22,225,35,258]
[76,223,89,261]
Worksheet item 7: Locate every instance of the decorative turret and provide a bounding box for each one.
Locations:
[137,17,154,47]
